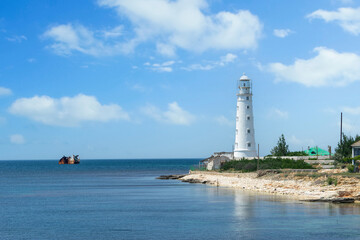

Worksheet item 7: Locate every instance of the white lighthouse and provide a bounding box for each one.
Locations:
[234,74,257,158]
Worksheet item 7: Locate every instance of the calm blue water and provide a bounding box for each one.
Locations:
[1,159,360,240]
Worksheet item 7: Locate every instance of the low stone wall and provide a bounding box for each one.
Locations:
[190,169,318,175]
[305,160,334,164]
[233,156,331,161]
[204,154,335,171]
[190,170,252,177]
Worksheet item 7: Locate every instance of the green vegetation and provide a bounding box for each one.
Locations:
[334,172,360,179]
[338,158,353,164]
[287,151,308,156]
[269,134,307,157]
[270,134,289,156]
[326,177,337,186]
[190,166,206,171]
[308,173,322,178]
[221,158,314,172]
[347,165,355,173]
[335,134,360,160]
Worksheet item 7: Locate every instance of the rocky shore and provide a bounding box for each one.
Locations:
[172,170,360,203]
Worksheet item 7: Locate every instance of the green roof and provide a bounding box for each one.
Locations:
[304,147,330,156]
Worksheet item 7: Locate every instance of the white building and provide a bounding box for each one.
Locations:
[234,74,257,158]
[351,140,360,158]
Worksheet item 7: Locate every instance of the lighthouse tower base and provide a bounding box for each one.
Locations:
[234,149,257,159]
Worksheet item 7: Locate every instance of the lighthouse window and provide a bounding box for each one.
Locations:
[247,116,250,120]
[247,143,251,147]
[246,96,249,100]
[247,105,250,109]
[247,129,250,133]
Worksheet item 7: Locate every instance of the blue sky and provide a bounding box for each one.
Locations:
[1,0,360,160]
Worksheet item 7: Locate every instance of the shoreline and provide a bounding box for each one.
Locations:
[178,170,360,203]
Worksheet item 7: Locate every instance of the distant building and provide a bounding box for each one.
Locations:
[234,74,257,158]
[305,147,329,156]
[351,140,360,158]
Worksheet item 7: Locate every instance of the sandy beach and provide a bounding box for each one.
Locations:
[181,170,360,202]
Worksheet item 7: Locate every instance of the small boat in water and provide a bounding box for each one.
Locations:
[59,155,80,164]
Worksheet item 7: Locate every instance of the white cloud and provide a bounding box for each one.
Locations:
[145,60,176,72]
[131,83,148,92]
[273,29,293,38]
[307,7,360,35]
[142,102,195,125]
[215,115,234,126]
[324,107,337,114]
[220,53,237,64]
[156,43,176,57]
[184,64,214,71]
[44,1,262,56]
[288,135,302,145]
[288,135,315,148]
[334,0,354,4]
[101,25,123,38]
[343,106,360,115]
[0,87,12,96]
[42,24,132,56]
[9,94,129,127]
[341,119,360,134]
[183,53,237,71]
[10,134,25,144]
[95,0,262,55]
[268,108,289,119]
[6,35,27,42]
[267,47,360,87]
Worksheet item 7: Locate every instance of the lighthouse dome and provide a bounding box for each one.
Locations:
[240,74,250,81]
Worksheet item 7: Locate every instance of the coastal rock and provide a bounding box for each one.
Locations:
[302,197,355,203]
[180,171,360,204]
[181,178,206,184]
[337,191,353,197]
[156,175,185,180]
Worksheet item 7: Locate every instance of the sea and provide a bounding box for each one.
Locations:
[1,159,360,240]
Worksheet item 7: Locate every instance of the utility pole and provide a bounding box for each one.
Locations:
[257,144,260,171]
[340,112,343,145]
[340,112,343,158]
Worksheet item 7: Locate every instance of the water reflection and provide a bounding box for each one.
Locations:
[202,184,360,217]
[200,185,360,239]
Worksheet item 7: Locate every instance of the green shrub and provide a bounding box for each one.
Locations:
[221,158,313,172]
[190,166,207,171]
[335,157,353,164]
[327,177,338,186]
[221,159,257,172]
[288,151,308,156]
[271,134,289,156]
[309,173,322,178]
[347,165,355,173]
